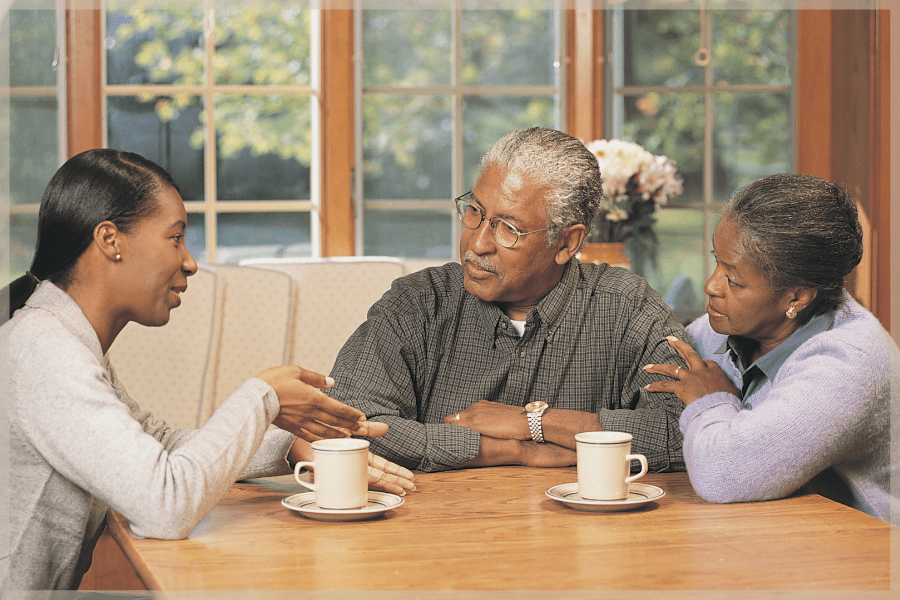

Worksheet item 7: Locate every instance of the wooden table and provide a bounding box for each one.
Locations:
[99,467,893,594]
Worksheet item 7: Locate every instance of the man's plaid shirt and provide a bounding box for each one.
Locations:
[328,258,687,473]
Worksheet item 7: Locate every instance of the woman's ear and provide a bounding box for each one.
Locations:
[555,224,587,265]
[787,286,818,315]
[93,221,122,262]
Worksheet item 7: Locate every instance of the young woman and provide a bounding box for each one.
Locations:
[645,173,898,524]
[2,149,414,590]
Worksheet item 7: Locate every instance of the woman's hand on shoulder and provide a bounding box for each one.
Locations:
[643,336,741,405]
[257,365,387,441]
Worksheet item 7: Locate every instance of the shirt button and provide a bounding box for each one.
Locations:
[501,322,507,328]
[519,350,526,358]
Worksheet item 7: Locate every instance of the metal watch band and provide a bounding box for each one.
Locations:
[527,411,545,443]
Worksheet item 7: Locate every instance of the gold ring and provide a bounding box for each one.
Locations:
[674,366,682,378]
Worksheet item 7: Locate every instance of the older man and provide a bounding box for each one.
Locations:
[327,127,687,472]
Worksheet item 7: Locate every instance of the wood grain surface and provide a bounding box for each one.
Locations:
[102,467,892,593]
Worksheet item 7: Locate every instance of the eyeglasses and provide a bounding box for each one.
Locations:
[454,192,549,249]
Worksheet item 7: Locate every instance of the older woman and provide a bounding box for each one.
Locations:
[2,149,414,591]
[644,173,898,524]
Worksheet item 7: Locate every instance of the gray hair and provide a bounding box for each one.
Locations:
[723,173,863,316]
[479,127,603,248]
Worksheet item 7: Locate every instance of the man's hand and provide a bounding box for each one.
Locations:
[366,452,417,496]
[289,439,415,496]
[519,440,576,467]
[442,399,530,440]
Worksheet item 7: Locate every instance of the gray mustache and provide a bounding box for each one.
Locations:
[464,250,498,274]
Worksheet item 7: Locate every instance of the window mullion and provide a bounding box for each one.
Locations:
[702,4,714,281]
[202,4,216,263]
[65,0,103,158]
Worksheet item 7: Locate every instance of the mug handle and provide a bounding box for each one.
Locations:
[294,460,317,491]
[624,454,648,484]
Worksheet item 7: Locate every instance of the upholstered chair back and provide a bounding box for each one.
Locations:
[244,257,406,376]
[203,264,294,420]
[108,265,224,428]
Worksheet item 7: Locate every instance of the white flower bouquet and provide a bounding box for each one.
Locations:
[584,138,684,245]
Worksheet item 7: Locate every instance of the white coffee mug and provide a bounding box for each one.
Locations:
[574,431,648,500]
[293,438,369,509]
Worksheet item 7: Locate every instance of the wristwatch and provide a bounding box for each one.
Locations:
[524,401,549,443]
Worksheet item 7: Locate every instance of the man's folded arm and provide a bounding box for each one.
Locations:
[362,414,481,472]
[606,284,689,472]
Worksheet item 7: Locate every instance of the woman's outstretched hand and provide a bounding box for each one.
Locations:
[643,336,741,405]
[257,365,387,441]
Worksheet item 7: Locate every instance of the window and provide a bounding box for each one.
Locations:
[606,8,793,316]
[2,7,800,296]
[5,2,63,284]
[357,7,565,259]
[104,2,319,264]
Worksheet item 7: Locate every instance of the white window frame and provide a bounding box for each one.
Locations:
[352,3,567,259]
[605,6,796,284]
[101,1,323,263]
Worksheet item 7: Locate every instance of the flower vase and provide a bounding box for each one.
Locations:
[577,242,631,269]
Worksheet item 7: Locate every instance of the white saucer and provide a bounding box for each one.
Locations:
[545,482,665,512]
[282,491,404,521]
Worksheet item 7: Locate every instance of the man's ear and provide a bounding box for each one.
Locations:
[93,221,122,262]
[555,224,587,265]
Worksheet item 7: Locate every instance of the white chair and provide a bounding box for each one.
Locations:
[108,265,224,429]
[202,264,294,420]
[402,258,453,275]
[244,258,406,376]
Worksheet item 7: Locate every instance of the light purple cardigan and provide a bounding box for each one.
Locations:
[680,291,899,524]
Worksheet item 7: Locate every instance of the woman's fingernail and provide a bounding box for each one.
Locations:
[325,376,335,386]
[666,336,679,342]
[643,364,654,371]
[644,384,652,390]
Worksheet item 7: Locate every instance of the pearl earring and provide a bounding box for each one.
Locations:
[786,305,798,319]
[115,254,121,260]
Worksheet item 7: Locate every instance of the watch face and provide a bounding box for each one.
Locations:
[525,401,549,413]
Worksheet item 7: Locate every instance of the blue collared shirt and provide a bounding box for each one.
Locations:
[716,310,835,409]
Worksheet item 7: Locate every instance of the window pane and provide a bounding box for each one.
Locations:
[363,209,454,259]
[11,97,58,205]
[646,209,708,320]
[216,212,311,264]
[106,8,205,86]
[714,93,791,199]
[107,95,204,201]
[363,10,451,87]
[360,9,562,260]
[186,213,206,263]
[460,10,556,86]
[462,95,556,186]
[7,215,39,285]
[712,10,791,86]
[9,8,56,87]
[215,95,311,201]
[362,94,452,200]
[619,10,702,87]
[214,8,311,86]
[619,93,704,202]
